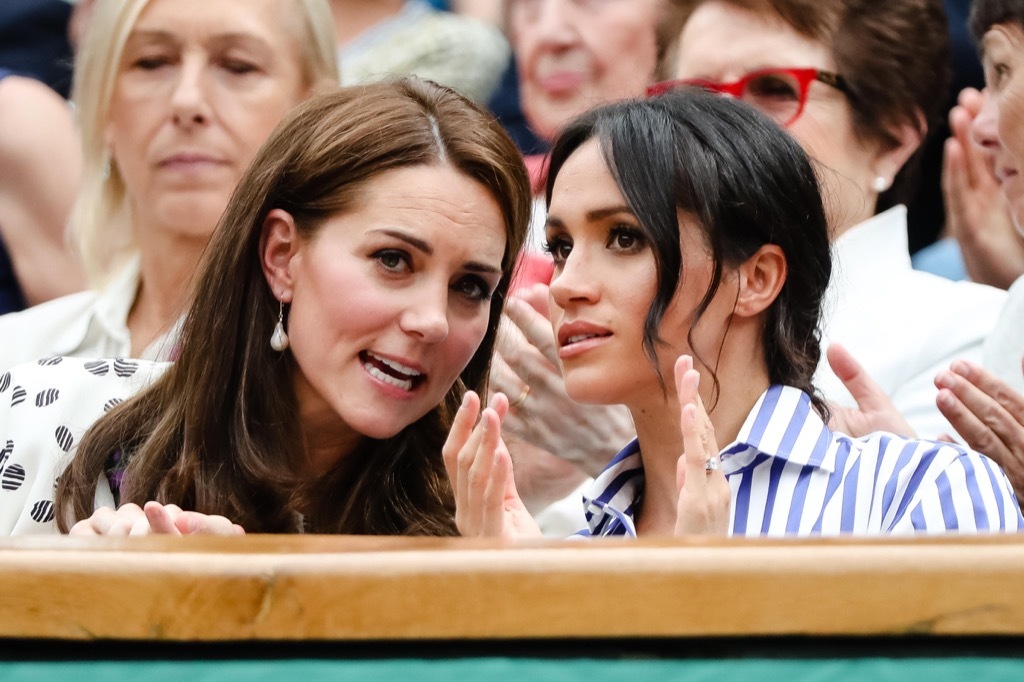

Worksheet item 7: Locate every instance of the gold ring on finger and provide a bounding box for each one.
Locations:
[510,384,531,408]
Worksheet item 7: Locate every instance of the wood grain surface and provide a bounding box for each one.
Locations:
[1,534,1022,640]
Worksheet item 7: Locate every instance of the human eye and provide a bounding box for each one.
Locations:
[606,225,646,253]
[220,56,261,75]
[452,275,493,302]
[543,234,573,265]
[373,249,411,274]
[131,52,174,71]
[747,73,800,101]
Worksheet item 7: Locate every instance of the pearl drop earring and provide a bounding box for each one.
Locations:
[270,300,289,351]
[872,176,889,192]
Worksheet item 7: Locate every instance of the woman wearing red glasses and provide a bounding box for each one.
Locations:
[656,0,1007,440]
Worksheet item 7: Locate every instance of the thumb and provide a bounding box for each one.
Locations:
[827,343,888,409]
[676,452,687,494]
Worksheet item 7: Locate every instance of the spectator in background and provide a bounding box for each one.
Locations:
[329,0,509,104]
[665,0,1006,439]
[0,0,338,371]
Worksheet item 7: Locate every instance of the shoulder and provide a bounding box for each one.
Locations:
[0,357,168,535]
[854,435,1023,532]
[0,291,100,370]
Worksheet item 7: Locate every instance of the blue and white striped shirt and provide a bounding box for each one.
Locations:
[581,385,1024,537]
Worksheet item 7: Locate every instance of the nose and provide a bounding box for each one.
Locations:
[971,88,1000,154]
[400,282,450,343]
[170,54,211,127]
[532,0,578,48]
[548,249,599,310]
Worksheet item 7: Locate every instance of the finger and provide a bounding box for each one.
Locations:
[519,282,551,317]
[826,343,892,412]
[128,515,153,536]
[950,359,1024,424]
[144,501,182,535]
[466,407,502,511]
[482,437,513,536]
[948,106,981,190]
[86,504,144,536]
[490,391,511,423]
[675,356,710,490]
[488,352,524,403]
[935,382,1015,464]
[443,391,481,498]
[176,512,246,536]
[505,296,560,367]
[69,517,101,535]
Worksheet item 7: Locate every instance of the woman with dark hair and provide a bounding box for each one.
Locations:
[651,0,1007,441]
[0,78,530,535]
[445,90,1022,538]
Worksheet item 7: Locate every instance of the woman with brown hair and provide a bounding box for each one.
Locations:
[0,78,530,535]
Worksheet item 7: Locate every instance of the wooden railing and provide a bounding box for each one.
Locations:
[2,534,1023,640]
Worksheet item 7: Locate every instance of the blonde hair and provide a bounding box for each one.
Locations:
[69,0,340,286]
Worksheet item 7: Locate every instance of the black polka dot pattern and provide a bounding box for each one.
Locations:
[0,439,11,472]
[37,357,62,367]
[10,386,25,407]
[0,372,9,393]
[30,500,54,523]
[1,463,25,490]
[114,359,138,378]
[34,389,59,408]
[54,426,73,453]
[103,398,123,413]
[84,360,110,377]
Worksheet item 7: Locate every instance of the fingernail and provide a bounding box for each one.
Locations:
[461,392,471,408]
[951,360,970,377]
[935,371,954,389]
[937,389,955,409]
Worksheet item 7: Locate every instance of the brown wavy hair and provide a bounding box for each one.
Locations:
[57,79,531,534]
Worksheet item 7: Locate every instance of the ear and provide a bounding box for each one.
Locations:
[733,244,787,318]
[871,116,925,191]
[260,208,301,303]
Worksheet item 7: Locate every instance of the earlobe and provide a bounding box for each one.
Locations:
[260,208,300,303]
[873,117,926,191]
[735,245,787,318]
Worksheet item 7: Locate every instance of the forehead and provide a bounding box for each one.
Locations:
[676,2,834,78]
[981,22,1024,59]
[131,0,297,46]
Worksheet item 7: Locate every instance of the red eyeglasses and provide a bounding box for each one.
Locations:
[647,67,848,127]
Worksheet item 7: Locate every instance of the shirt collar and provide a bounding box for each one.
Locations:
[580,385,837,537]
[51,256,140,356]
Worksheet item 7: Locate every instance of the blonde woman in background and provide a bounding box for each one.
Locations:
[0,0,337,370]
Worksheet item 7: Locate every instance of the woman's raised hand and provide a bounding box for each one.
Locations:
[673,355,731,536]
[443,391,543,539]
[69,501,245,536]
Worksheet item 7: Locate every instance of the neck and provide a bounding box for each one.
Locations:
[127,227,208,356]
[330,0,407,46]
[630,318,770,537]
[293,375,364,477]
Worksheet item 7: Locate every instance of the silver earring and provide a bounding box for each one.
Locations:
[872,176,889,192]
[270,300,289,351]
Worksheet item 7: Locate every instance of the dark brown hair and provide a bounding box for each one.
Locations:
[969,0,1024,42]
[673,0,951,211]
[546,89,832,416]
[57,78,531,535]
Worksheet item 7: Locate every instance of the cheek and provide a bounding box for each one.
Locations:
[999,87,1024,160]
[442,313,492,375]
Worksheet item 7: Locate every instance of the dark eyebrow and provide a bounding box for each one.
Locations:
[375,228,433,255]
[545,204,636,231]
[373,228,502,275]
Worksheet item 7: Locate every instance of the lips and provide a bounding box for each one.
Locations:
[157,151,228,169]
[360,350,425,392]
[557,321,611,348]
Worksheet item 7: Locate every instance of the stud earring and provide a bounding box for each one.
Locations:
[872,176,890,192]
[270,300,289,351]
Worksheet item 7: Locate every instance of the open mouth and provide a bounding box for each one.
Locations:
[562,332,610,347]
[361,351,424,392]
